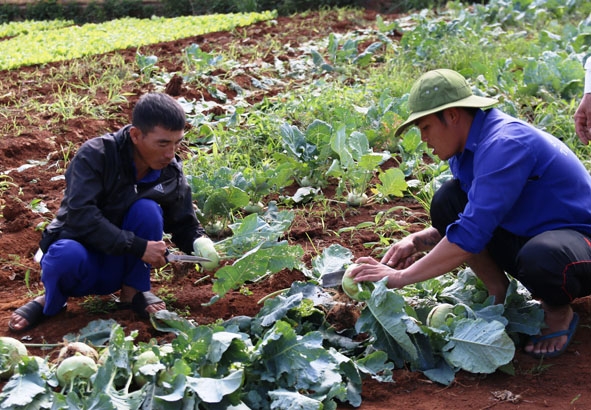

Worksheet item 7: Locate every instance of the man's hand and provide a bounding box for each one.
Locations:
[378,228,441,269]
[348,257,408,289]
[379,236,418,269]
[142,240,168,268]
[574,93,591,145]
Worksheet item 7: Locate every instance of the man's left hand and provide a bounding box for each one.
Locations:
[348,256,407,289]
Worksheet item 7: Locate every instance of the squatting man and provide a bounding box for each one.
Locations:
[9,93,218,332]
[349,69,591,359]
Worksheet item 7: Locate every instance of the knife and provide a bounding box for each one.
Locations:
[165,250,211,264]
[320,269,347,287]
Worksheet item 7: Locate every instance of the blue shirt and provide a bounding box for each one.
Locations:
[446,108,591,253]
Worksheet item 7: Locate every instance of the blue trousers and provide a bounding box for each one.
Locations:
[40,199,163,316]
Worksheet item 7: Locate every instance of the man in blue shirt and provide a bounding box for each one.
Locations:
[349,69,591,359]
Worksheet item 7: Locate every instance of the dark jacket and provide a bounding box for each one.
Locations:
[40,125,205,257]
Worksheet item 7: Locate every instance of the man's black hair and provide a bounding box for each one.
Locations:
[132,93,186,134]
[435,107,479,124]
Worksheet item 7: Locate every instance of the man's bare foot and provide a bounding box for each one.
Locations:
[8,296,46,332]
[524,303,575,357]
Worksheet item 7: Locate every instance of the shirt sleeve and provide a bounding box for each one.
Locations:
[63,142,143,256]
[446,123,536,253]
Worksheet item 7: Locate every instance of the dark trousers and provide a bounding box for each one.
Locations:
[431,179,591,306]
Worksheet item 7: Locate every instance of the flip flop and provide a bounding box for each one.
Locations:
[131,291,166,318]
[527,312,579,359]
[8,300,46,332]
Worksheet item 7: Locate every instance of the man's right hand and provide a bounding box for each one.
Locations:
[142,240,168,268]
[379,236,418,269]
[575,93,591,145]
[379,227,442,269]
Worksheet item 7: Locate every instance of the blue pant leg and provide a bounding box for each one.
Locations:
[98,199,163,293]
[41,239,101,316]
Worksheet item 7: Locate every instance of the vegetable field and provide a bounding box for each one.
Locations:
[0,3,591,409]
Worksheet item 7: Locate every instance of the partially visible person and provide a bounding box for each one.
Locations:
[9,93,210,332]
[574,57,591,144]
[349,69,591,359]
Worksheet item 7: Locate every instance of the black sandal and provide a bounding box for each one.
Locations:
[8,300,45,332]
[131,291,165,318]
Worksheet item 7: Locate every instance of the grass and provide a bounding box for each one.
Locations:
[80,295,118,314]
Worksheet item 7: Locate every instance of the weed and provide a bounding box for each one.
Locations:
[24,269,45,299]
[523,357,554,376]
[239,285,253,296]
[81,295,117,314]
[155,286,177,306]
[151,264,174,282]
[0,174,16,196]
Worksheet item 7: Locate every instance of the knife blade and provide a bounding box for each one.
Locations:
[320,269,346,288]
[165,250,211,264]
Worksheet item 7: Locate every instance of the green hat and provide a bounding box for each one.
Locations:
[395,69,498,137]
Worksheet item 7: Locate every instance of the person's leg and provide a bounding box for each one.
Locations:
[430,179,509,302]
[465,249,509,304]
[115,199,166,314]
[516,229,591,356]
[430,179,467,237]
[9,239,100,331]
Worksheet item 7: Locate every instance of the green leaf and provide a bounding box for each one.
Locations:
[256,321,342,395]
[353,350,393,382]
[311,244,353,276]
[0,372,48,408]
[442,318,515,374]
[220,212,294,257]
[358,152,385,172]
[331,125,353,168]
[64,319,118,346]
[376,15,399,33]
[259,294,308,332]
[203,186,250,217]
[150,310,197,335]
[268,389,323,409]
[502,279,544,335]
[186,370,244,403]
[280,123,318,162]
[356,280,420,363]
[211,241,304,299]
[375,168,408,198]
[208,332,244,363]
[154,374,188,403]
[422,360,456,386]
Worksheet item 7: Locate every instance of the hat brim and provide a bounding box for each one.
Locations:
[394,95,499,137]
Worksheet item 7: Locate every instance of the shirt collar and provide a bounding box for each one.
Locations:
[132,163,162,183]
[464,109,489,153]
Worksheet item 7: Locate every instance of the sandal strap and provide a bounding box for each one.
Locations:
[131,291,164,318]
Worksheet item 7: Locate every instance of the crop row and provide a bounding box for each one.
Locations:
[0,11,276,70]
